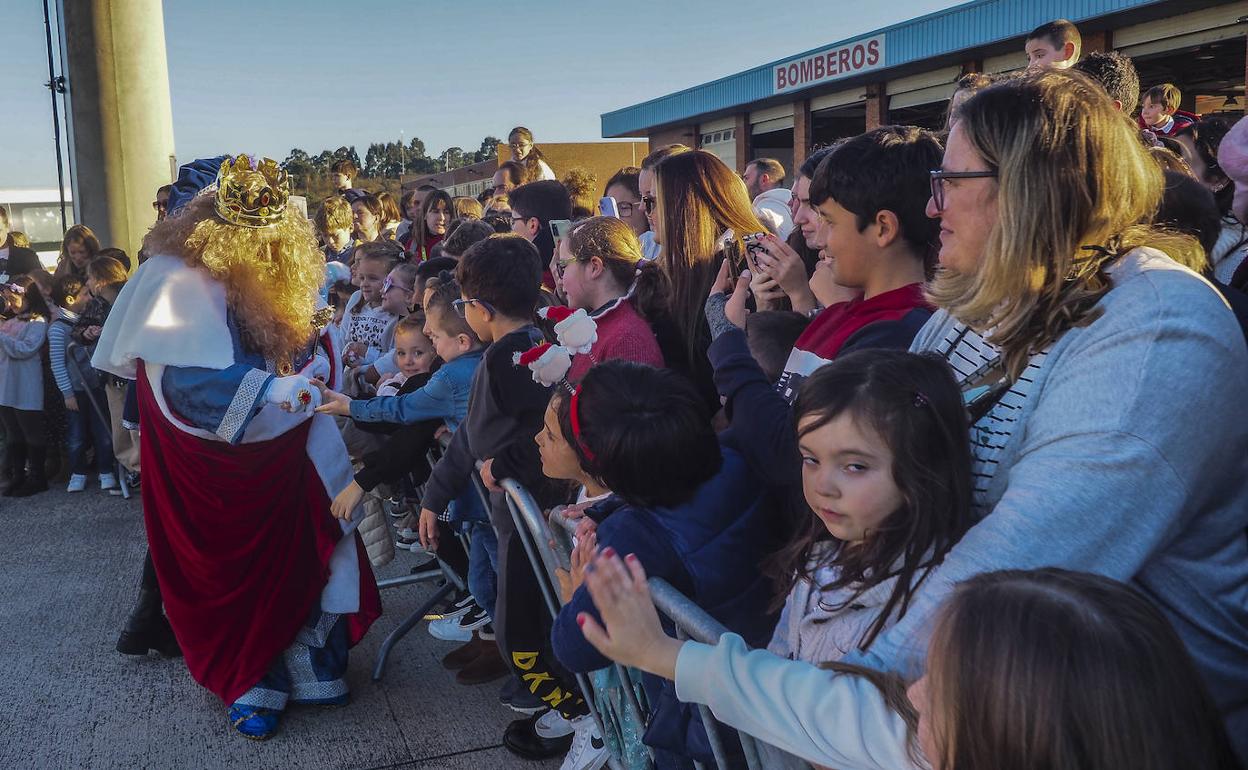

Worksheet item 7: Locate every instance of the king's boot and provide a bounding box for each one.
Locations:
[116,551,182,657]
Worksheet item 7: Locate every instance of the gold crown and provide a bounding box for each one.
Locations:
[214,154,290,228]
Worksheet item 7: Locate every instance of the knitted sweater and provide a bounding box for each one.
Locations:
[567,296,664,382]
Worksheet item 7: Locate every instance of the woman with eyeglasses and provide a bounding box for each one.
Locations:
[850,69,1248,759]
[507,126,555,183]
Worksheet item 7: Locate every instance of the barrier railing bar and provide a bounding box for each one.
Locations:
[371,445,469,681]
[492,471,623,770]
[549,509,653,763]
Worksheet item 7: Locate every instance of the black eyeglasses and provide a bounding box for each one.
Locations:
[617,201,637,216]
[451,297,496,318]
[640,195,657,215]
[929,169,997,213]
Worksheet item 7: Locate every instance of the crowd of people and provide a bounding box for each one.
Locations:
[4,16,1248,770]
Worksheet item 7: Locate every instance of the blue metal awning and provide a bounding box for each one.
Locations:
[602,0,1174,136]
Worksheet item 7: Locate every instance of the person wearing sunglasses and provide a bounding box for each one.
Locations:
[637,144,691,262]
[152,184,172,222]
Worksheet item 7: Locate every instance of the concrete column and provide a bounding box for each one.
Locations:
[60,0,176,259]
[793,99,812,170]
[865,84,889,131]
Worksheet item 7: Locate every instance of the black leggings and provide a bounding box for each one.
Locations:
[0,406,46,449]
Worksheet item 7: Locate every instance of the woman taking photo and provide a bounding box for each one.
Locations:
[651,150,766,401]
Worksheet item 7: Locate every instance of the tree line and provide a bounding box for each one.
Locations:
[281,136,501,188]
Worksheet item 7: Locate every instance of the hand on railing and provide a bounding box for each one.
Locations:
[555,528,597,604]
[418,507,440,551]
[478,457,500,491]
[578,548,685,681]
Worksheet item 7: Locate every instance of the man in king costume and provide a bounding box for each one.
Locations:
[92,155,380,740]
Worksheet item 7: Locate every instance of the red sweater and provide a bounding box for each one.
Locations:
[568,297,665,383]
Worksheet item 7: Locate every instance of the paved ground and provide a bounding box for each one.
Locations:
[0,485,557,770]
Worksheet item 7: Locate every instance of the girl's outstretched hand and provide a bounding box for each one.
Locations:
[578,549,685,680]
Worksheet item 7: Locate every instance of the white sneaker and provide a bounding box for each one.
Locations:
[99,473,118,491]
[67,474,87,493]
[427,613,473,642]
[535,708,575,739]
[559,715,608,770]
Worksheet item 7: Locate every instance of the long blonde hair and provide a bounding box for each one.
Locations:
[653,150,765,365]
[143,194,323,363]
[929,70,1202,379]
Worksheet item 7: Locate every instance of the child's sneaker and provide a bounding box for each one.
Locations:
[535,708,575,739]
[428,603,489,642]
[66,474,87,493]
[99,473,118,491]
[423,593,474,622]
[559,715,608,770]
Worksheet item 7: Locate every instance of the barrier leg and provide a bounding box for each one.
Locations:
[372,579,455,681]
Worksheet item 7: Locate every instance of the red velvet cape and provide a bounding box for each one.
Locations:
[136,364,380,704]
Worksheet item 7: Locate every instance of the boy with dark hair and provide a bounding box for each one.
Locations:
[417,235,580,738]
[703,126,941,492]
[508,180,572,288]
[440,219,494,260]
[1140,83,1198,136]
[1025,19,1081,70]
[1072,51,1140,113]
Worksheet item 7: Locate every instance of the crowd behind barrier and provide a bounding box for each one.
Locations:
[5,20,1248,770]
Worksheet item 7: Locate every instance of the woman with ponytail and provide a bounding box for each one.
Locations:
[508,126,556,182]
[556,216,666,382]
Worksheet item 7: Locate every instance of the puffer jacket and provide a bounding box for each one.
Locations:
[357,487,395,567]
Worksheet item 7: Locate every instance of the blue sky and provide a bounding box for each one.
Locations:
[3,0,962,187]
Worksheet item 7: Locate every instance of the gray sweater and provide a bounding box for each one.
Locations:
[844,248,1248,757]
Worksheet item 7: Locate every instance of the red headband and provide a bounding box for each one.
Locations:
[569,384,596,462]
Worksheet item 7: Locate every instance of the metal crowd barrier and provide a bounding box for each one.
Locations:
[371,441,475,681]
[528,493,764,770]
[493,472,625,770]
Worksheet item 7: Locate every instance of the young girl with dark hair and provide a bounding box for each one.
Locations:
[0,274,52,496]
[556,216,667,382]
[542,360,779,770]
[771,350,974,660]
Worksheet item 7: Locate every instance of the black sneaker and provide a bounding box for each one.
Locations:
[502,714,573,760]
[500,676,547,715]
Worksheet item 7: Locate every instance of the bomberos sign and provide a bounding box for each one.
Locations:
[773,36,885,95]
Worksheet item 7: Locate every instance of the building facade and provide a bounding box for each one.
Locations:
[603,0,1246,173]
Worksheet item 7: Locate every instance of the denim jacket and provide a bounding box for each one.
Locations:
[349,348,483,431]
